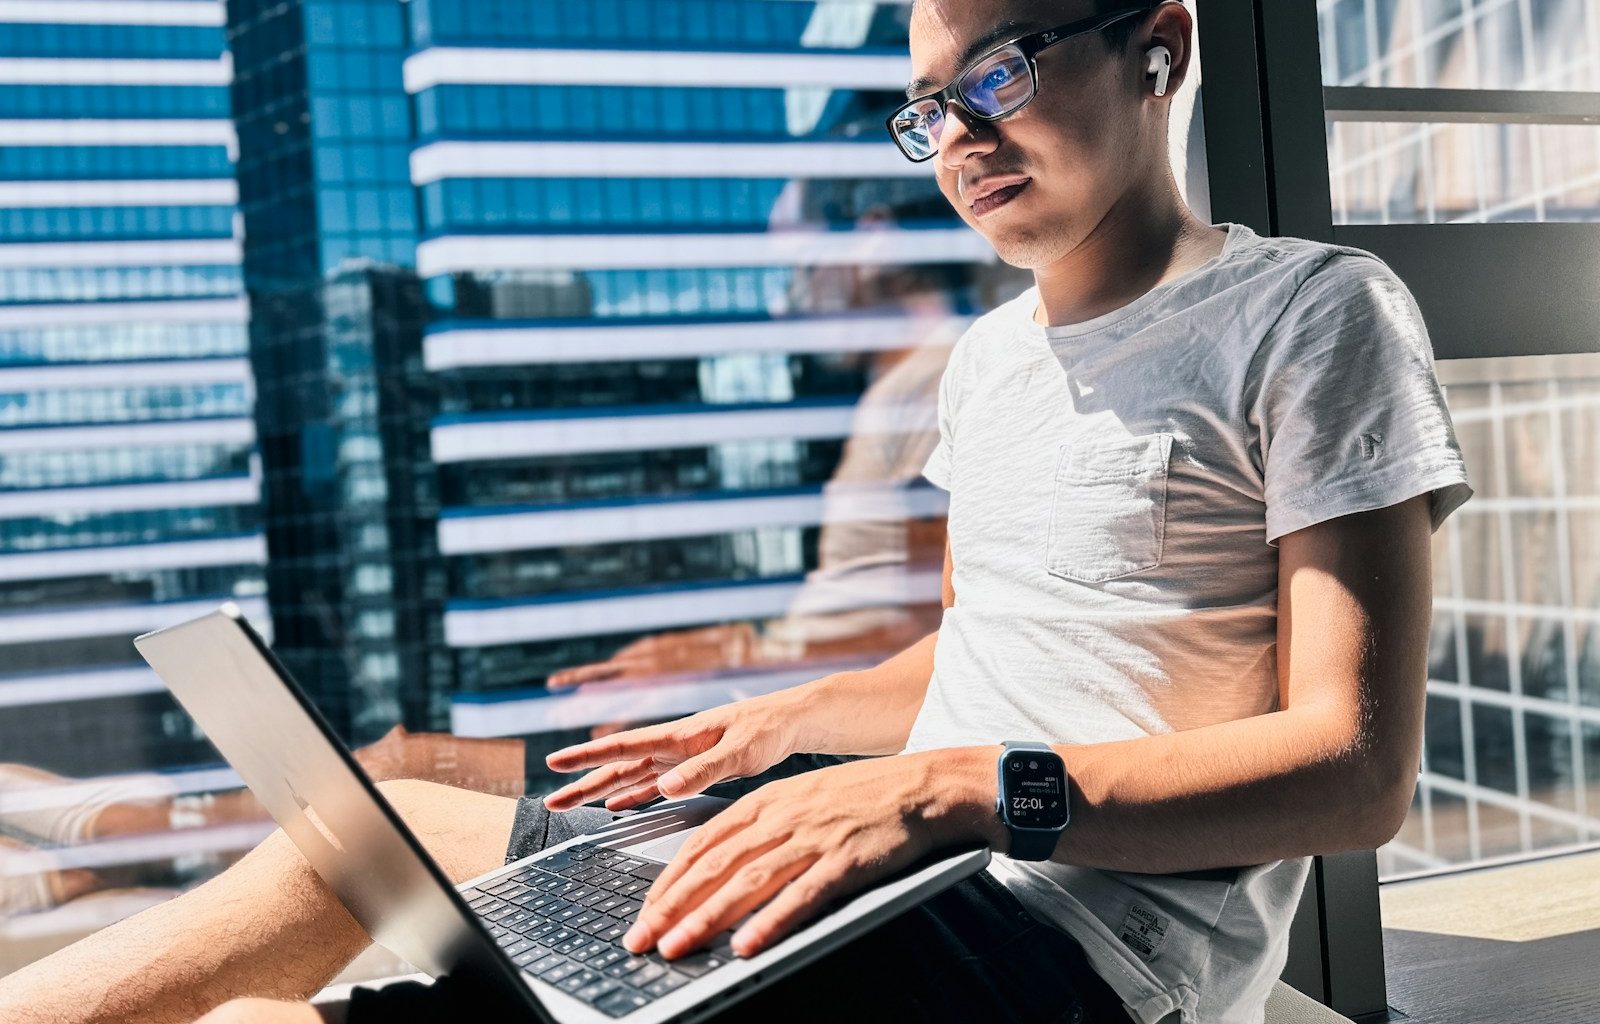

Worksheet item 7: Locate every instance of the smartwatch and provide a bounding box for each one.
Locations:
[995,741,1071,860]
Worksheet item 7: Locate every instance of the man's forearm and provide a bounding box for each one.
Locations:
[782,630,939,757]
[927,703,1416,873]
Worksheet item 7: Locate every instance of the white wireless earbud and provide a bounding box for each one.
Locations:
[1146,45,1172,97]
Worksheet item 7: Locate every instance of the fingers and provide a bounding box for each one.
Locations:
[542,757,655,812]
[654,850,813,959]
[729,860,856,957]
[545,723,680,773]
[626,824,786,954]
[604,779,662,811]
[656,749,738,798]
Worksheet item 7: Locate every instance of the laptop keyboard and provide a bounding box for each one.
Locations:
[462,841,734,1018]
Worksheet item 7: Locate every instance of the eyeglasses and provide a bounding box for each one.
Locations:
[885,4,1158,163]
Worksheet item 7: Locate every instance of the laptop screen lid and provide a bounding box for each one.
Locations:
[134,603,557,1023]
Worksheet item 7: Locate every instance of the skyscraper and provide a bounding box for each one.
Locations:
[0,0,267,777]
[225,0,446,742]
[401,0,1008,769]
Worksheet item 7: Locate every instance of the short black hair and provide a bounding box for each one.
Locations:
[906,2,1154,53]
[1096,2,1155,53]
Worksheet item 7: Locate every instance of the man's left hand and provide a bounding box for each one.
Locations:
[624,751,989,960]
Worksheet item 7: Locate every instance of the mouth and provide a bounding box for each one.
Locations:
[969,177,1032,217]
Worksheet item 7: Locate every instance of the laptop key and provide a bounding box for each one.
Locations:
[541,961,582,984]
[628,962,668,987]
[557,968,601,994]
[597,922,629,943]
[604,956,651,980]
[526,953,566,976]
[595,988,651,1018]
[592,894,628,915]
[615,879,650,897]
[613,898,645,919]
[588,948,628,971]
[671,951,726,978]
[543,928,577,948]
[573,979,619,1004]
[568,910,602,930]
[512,949,544,968]
[642,972,691,998]
[572,939,610,962]
[554,936,588,956]
[518,921,560,941]
[629,862,664,881]
[502,939,535,959]
[578,917,618,938]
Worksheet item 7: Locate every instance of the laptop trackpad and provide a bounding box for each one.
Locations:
[633,829,697,863]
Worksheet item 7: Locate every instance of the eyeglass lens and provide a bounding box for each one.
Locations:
[892,44,1035,159]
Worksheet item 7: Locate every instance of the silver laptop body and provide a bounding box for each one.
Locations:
[134,604,991,1023]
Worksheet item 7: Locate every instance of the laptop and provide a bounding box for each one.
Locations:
[134,603,990,1023]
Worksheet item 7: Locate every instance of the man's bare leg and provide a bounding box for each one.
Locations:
[0,780,517,1024]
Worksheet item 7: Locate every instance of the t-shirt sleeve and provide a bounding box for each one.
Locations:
[1249,252,1473,546]
[921,336,961,491]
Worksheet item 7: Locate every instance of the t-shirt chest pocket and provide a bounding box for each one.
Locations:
[1046,433,1174,584]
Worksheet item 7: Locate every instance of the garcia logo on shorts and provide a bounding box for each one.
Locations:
[1118,902,1170,962]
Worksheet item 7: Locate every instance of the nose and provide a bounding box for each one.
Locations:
[936,99,999,170]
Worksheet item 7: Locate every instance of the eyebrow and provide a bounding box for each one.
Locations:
[905,19,1031,99]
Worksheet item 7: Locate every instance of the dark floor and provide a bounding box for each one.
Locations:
[1379,850,1600,1024]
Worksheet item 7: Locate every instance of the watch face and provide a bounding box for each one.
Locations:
[1003,751,1069,830]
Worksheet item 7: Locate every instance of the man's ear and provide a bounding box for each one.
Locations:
[1140,2,1195,99]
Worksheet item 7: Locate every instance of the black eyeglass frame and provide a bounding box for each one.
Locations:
[885,4,1160,162]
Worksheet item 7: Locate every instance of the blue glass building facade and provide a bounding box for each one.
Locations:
[0,0,267,776]
[403,0,1014,765]
[225,0,445,741]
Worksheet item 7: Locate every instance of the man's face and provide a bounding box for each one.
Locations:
[907,0,1143,269]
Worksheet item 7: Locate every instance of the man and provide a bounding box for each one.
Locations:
[0,1,1472,1021]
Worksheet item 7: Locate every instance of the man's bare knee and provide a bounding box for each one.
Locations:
[373,778,519,883]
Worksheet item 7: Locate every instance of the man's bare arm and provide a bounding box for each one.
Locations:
[776,536,955,756]
[0,781,517,1024]
[931,496,1435,871]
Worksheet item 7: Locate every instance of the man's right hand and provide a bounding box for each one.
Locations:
[542,693,803,812]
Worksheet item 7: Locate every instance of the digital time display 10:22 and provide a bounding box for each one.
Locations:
[1003,753,1070,830]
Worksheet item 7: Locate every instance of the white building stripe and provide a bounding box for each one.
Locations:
[0,118,235,147]
[450,662,858,737]
[0,416,254,453]
[0,595,269,645]
[0,237,241,268]
[0,822,276,876]
[438,484,949,555]
[0,475,257,518]
[0,296,247,329]
[444,567,941,647]
[409,140,930,186]
[0,666,165,707]
[416,228,993,276]
[0,534,267,583]
[0,357,249,391]
[424,314,970,370]
[0,179,237,209]
[0,56,231,87]
[404,47,910,94]
[430,401,931,463]
[0,1,225,27]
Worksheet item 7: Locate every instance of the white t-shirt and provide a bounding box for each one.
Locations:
[904,222,1472,1023]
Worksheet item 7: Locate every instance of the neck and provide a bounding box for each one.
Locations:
[1030,177,1223,329]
